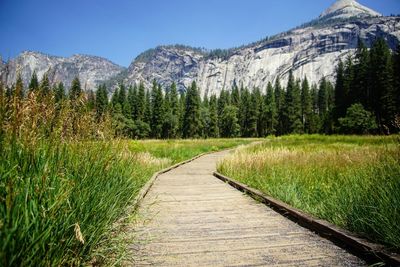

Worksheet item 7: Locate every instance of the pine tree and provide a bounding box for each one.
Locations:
[284,71,302,134]
[86,90,96,110]
[202,92,209,108]
[136,82,146,121]
[208,95,219,137]
[55,82,65,103]
[0,82,5,147]
[301,77,313,133]
[220,105,240,138]
[95,84,108,120]
[128,85,137,119]
[150,81,164,138]
[310,84,320,133]
[111,88,119,110]
[265,82,278,135]
[318,77,329,116]
[162,86,179,139]
[239,86,250,136]
[246,89,259,137]
[318,78,334,134]
[170,82,179,118]
[183,81,201,138]
[199,105,211,138]
[274,77,285,135]
[369,38,396,133]
[69,77,82,101]
[334,60,346,120]
[393,44,400,116]
[29,70,39,92]
[143,89,152,131]
[343,56,354,114]
[14,73,24,100]
[39,73,51,97]
[166,82,179,138]
[117,82,127,107]
[253,87,265,137]
[218,89,228,118]
[178,91,186,137]
[352,39,370,108]
[231,84,241,108]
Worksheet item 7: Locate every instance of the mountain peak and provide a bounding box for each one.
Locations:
[320,0,381,20]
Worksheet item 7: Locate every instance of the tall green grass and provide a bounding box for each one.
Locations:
[1,141,151,266]
[0,86,253,265]
[0,138,251,266]
[218,135,400,251]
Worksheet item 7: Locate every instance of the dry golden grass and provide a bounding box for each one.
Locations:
[218,135,400,250]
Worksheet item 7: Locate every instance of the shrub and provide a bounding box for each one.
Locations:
[339,103,377,134]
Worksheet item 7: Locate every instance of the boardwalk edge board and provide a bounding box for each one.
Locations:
[213,171,400,266]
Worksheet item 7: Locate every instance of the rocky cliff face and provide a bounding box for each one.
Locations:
[0,51,124,91]
[122,0,399,95]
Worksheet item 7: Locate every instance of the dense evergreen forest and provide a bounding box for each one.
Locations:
[1,38,399,140]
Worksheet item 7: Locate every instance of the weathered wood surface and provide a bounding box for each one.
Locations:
[128,150,366,266]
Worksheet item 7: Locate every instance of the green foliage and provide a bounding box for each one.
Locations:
[183,81,201,138]
[301,77,313,134]
[274,78,285,135]
[334,60,346,120]
[150,81,164,138]
[339,103,377,134]
[265,82,278,135]
[239,87,251,136]
[14,73,24,100]
[136,83,146,121]
[28,70,39,92]
[318,77,334,134]
[69,77,82,102]
[95,84,108,120]
[39,73,51,98]
[246,90,259,137]
[208,95,219,138]
[54,82,65,103]
[334,38,399,134]
[284,72,303,134]
[220,105,240,138]
[86,90,96,110]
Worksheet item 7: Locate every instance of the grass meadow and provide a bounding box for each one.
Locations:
[218,135,400,251]
[0,138,251,266]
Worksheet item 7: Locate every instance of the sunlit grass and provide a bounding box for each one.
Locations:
[0,138,252,266]
[218,135,400,251]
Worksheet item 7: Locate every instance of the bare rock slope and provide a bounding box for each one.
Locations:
[0,51,124,91]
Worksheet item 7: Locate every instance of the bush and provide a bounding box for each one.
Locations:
[339,103,377,134]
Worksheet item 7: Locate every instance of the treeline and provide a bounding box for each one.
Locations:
[105,39,399,138]
[0,73,112,146]
[334,38,400,134]
[1,38,399,141]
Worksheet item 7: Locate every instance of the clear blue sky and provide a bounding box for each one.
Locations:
[1,0,399,67]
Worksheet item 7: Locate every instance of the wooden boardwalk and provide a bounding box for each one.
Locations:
[129,150,366,266]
